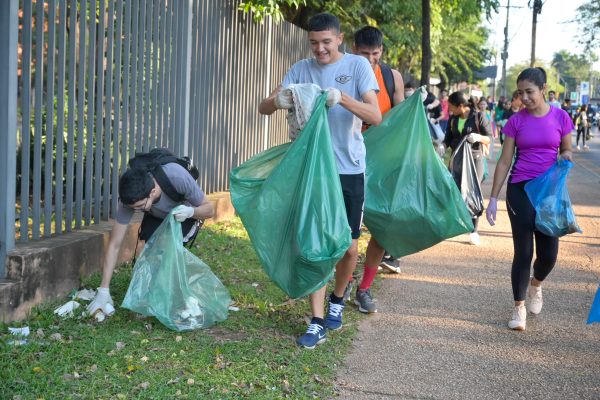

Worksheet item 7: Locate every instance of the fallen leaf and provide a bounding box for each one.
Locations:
[175,335,182,342]
[107,350,116,356]
[175,390,182,396]
[116,394,126,400]
[115,342,126,350]
[89,364,98,373]
[140,339,149,345]
[187,378,195,385]
[130,330,141,335]
[167,377,180,385]
[32,367,42,373]
[49,333,63,341]
[140,356,149,362]
[36,328,45,338]
[313,374,322,383]
[138,381,150,390]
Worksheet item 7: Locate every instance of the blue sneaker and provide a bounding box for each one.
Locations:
[325,300,344,330]
[296,323,326,349]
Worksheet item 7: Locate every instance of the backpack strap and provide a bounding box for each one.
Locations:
[379,63,395,105]
[151,164,185,203]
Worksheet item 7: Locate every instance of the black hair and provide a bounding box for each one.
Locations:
[448,91,478,112]
[118,168,154,205]
[307,13,340,33]
[516,67,547,89]
[511,90,520,101]
[404,80,416,90]
[548,90,556,95]
[354,26,383,48]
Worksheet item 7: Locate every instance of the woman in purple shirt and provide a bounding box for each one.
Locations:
[486,67,574,331]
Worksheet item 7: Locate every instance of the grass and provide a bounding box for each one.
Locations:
[0,217,374,399]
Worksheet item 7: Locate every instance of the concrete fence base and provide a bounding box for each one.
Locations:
[0,192,234,322]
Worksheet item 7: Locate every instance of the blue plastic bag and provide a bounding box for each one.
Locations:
[588,282,600,324]
[524,159,582,237]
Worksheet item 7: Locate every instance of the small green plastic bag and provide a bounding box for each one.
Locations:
[363,91,473,258]
[230,94,351,299]
[122,211,230,331]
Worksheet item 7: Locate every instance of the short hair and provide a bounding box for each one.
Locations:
[354,26,383,48]
[307,13,340,33]
[517,67,546,90]
[511,90,520,100]
[548,90,556,95]
[118,168,154,205]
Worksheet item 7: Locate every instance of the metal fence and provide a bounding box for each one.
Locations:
[0,0,310,276]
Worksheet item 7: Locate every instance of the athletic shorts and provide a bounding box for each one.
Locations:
[339,173,365,239]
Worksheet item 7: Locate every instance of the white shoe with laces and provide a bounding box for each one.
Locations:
[508,304,526,331]
[527,284,543,314]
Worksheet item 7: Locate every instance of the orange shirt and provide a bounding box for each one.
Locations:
[374,64,392,115]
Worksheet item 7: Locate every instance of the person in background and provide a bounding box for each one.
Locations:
[547,90,561,108]
[500,91,524,144]
[486,67,573,331]
[443,91,492,246]
[574,104,590,151]
[348,25,405,314]
[258,13,381,349]
[439,89,450,132]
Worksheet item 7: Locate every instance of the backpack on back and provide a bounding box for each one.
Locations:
[128,148,199,202]
[380,63,395,106]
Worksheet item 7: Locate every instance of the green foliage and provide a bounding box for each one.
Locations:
[0,218,374,399]
[575,0,600,51]
[239,0,497,84]
[551,50,597,92]
[238,0,307,23]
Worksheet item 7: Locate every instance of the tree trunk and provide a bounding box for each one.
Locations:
[420,0,431,87]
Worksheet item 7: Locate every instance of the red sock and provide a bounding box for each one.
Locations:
[359,265,378,291]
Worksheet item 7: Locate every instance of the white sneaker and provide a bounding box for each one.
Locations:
[584,145,590,151]
[508,304,526,331]
[576,145,581,150]
[527,284,543,314]
[469,232,481,246]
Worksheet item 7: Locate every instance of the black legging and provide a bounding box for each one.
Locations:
[506,181,559,301]
[472,150,484,232]
[576,124,587,147]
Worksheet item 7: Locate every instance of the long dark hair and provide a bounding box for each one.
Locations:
[448,91,478,112]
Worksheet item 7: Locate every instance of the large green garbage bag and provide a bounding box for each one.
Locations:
[122,211,231,331]
[363,91,473,258]
[230,94,351,298]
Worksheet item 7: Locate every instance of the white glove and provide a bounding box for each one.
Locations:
[173,205,195,222]
[325,88,341,107]
[419,87,428,102]
[466,133,482,143]
[274,89,294,109]
[86,288,114,316]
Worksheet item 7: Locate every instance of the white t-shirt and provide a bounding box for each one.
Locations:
[281,53,379,174]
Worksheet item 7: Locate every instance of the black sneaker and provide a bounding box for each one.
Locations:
[380,256,401,274]
[354,288,378,313]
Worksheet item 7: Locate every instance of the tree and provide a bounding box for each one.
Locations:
[420,0,432,86]
[575,0,600,51]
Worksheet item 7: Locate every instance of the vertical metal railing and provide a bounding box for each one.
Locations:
[4,0,310,273]
[0,0,19,277]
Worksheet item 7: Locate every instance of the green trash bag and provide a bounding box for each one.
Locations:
[363,90,474,258]
[230,94,351,299]
[122,211,231,331]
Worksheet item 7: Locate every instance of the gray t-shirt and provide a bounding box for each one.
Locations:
[281,53,379,174]
[116,163,205,224]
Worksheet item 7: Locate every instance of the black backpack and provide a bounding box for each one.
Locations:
[380,63,395,105]
[128,148,199,203]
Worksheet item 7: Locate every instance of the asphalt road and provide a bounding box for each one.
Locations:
[336,126,600,399]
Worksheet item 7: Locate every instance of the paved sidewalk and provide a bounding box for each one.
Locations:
[336,138,600,399]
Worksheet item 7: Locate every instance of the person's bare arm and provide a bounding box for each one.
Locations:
[193,196,214,220]
[559,133,573,161]
[392,69,405,105]
[339,89,382,126]
[258,86,283,115]
[100,222,129,288]
[489,137,516,198]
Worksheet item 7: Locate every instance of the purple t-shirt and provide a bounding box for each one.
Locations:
[503,106,574,183]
